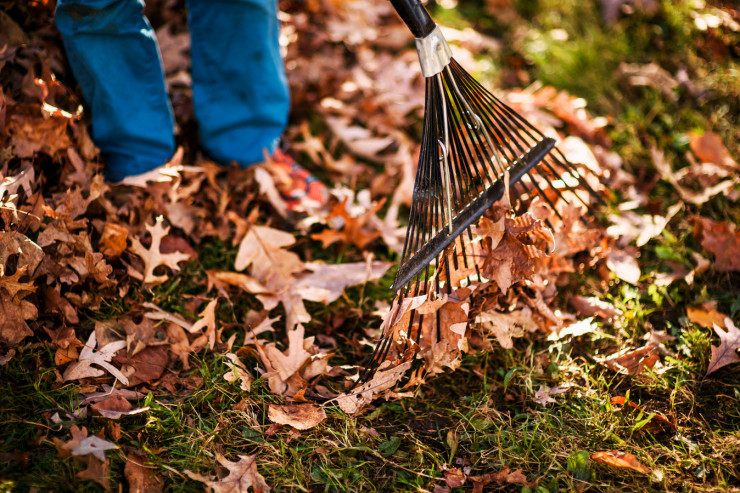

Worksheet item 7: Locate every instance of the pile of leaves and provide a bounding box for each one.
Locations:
[1,0,738,490]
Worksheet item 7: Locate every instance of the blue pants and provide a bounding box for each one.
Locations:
[56,0,290,181]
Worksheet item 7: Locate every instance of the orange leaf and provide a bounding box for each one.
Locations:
[591,451,650,474]
[687,306,727,329]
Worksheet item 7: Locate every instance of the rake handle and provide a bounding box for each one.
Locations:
[390,0,436,38]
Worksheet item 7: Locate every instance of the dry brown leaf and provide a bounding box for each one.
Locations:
[469,467,536,492]
[267,403,327,430]
[129,216,191,284]
[0,293,37,346]
[63,332,129,385]
[99,222,129,257]
[569,295,622,320]
[334,360,413,414]
[0,265,36,298]
[602,346,659,376]
[687,305,728,329]
[90,393,149,420]
[706,318,740,376]
[476,309,537,349]
[534,385,568,406]
[689,131,739,170]
[8,105,72,158]
[311,196,383,250]
[114,346,168,386]
[652,147,738,205]
[185,454,270,493]
[125,453,164,493]
[223,353,253,391]
[294,260,391,304]
[692,216,740,272]
[0,231,44,277]
[591,451,650,474]
[188,299,221,352]
[257,324,318,395]
[57,425,118,462]
[77,454,111,491]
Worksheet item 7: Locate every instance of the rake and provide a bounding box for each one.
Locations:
[356,0,600,384]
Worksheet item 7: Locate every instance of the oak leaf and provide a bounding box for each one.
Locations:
[0,265,36,298]
[706,318,740,376]
[58,425,118,462]
[77,455,111,491]
[63,331,129,385]
[267,403,327,430]
[129,216,191,284]
[185,454,270,493]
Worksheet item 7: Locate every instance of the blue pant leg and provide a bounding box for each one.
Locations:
[55,0,175,181]
[187,0,290,167]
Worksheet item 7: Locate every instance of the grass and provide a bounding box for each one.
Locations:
[1,0,739,491]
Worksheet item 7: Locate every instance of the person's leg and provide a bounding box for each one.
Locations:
[186,0,289,167]
[55,0,175,181]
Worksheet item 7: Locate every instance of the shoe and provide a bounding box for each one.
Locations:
[268,148,329,212]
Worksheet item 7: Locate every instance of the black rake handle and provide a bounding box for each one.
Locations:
[390,0,436,38]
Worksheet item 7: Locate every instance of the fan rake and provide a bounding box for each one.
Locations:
[356,0,600,385]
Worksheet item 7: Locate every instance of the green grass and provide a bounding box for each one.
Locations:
[2,0,740,491]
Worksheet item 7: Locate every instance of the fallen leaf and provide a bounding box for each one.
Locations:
[591,451,651,474]
[692,216,740,272]
[705,318,740,376]
[534,385,568,406]
[606,248,641,284]
[185,454,270,493]
[294,260,391,304]
[0,293,37,346]
[687,306,728,329]
[58,425,118,462]
[549,318,598,341]
[570,296,622,320]
[602,346,659,376]
[311,196,383,250]
[63,332,129,385]
[443,467,466,488]
[113,346,168,386]
[334,360,413,414]
[609,396,675,430]
[469,467,535,492]
[129,216,191,284]
[125,452,165,493]
[267,403,327,430]
[77,455,111,491]
[223,353,253,391]
[99,222,129,257]
[689,131,739,170]
[256,324,322,395]
[188,299,221,352]
[476,309,537,349]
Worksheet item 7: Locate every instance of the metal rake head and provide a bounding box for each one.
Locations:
[355,2,602,386]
